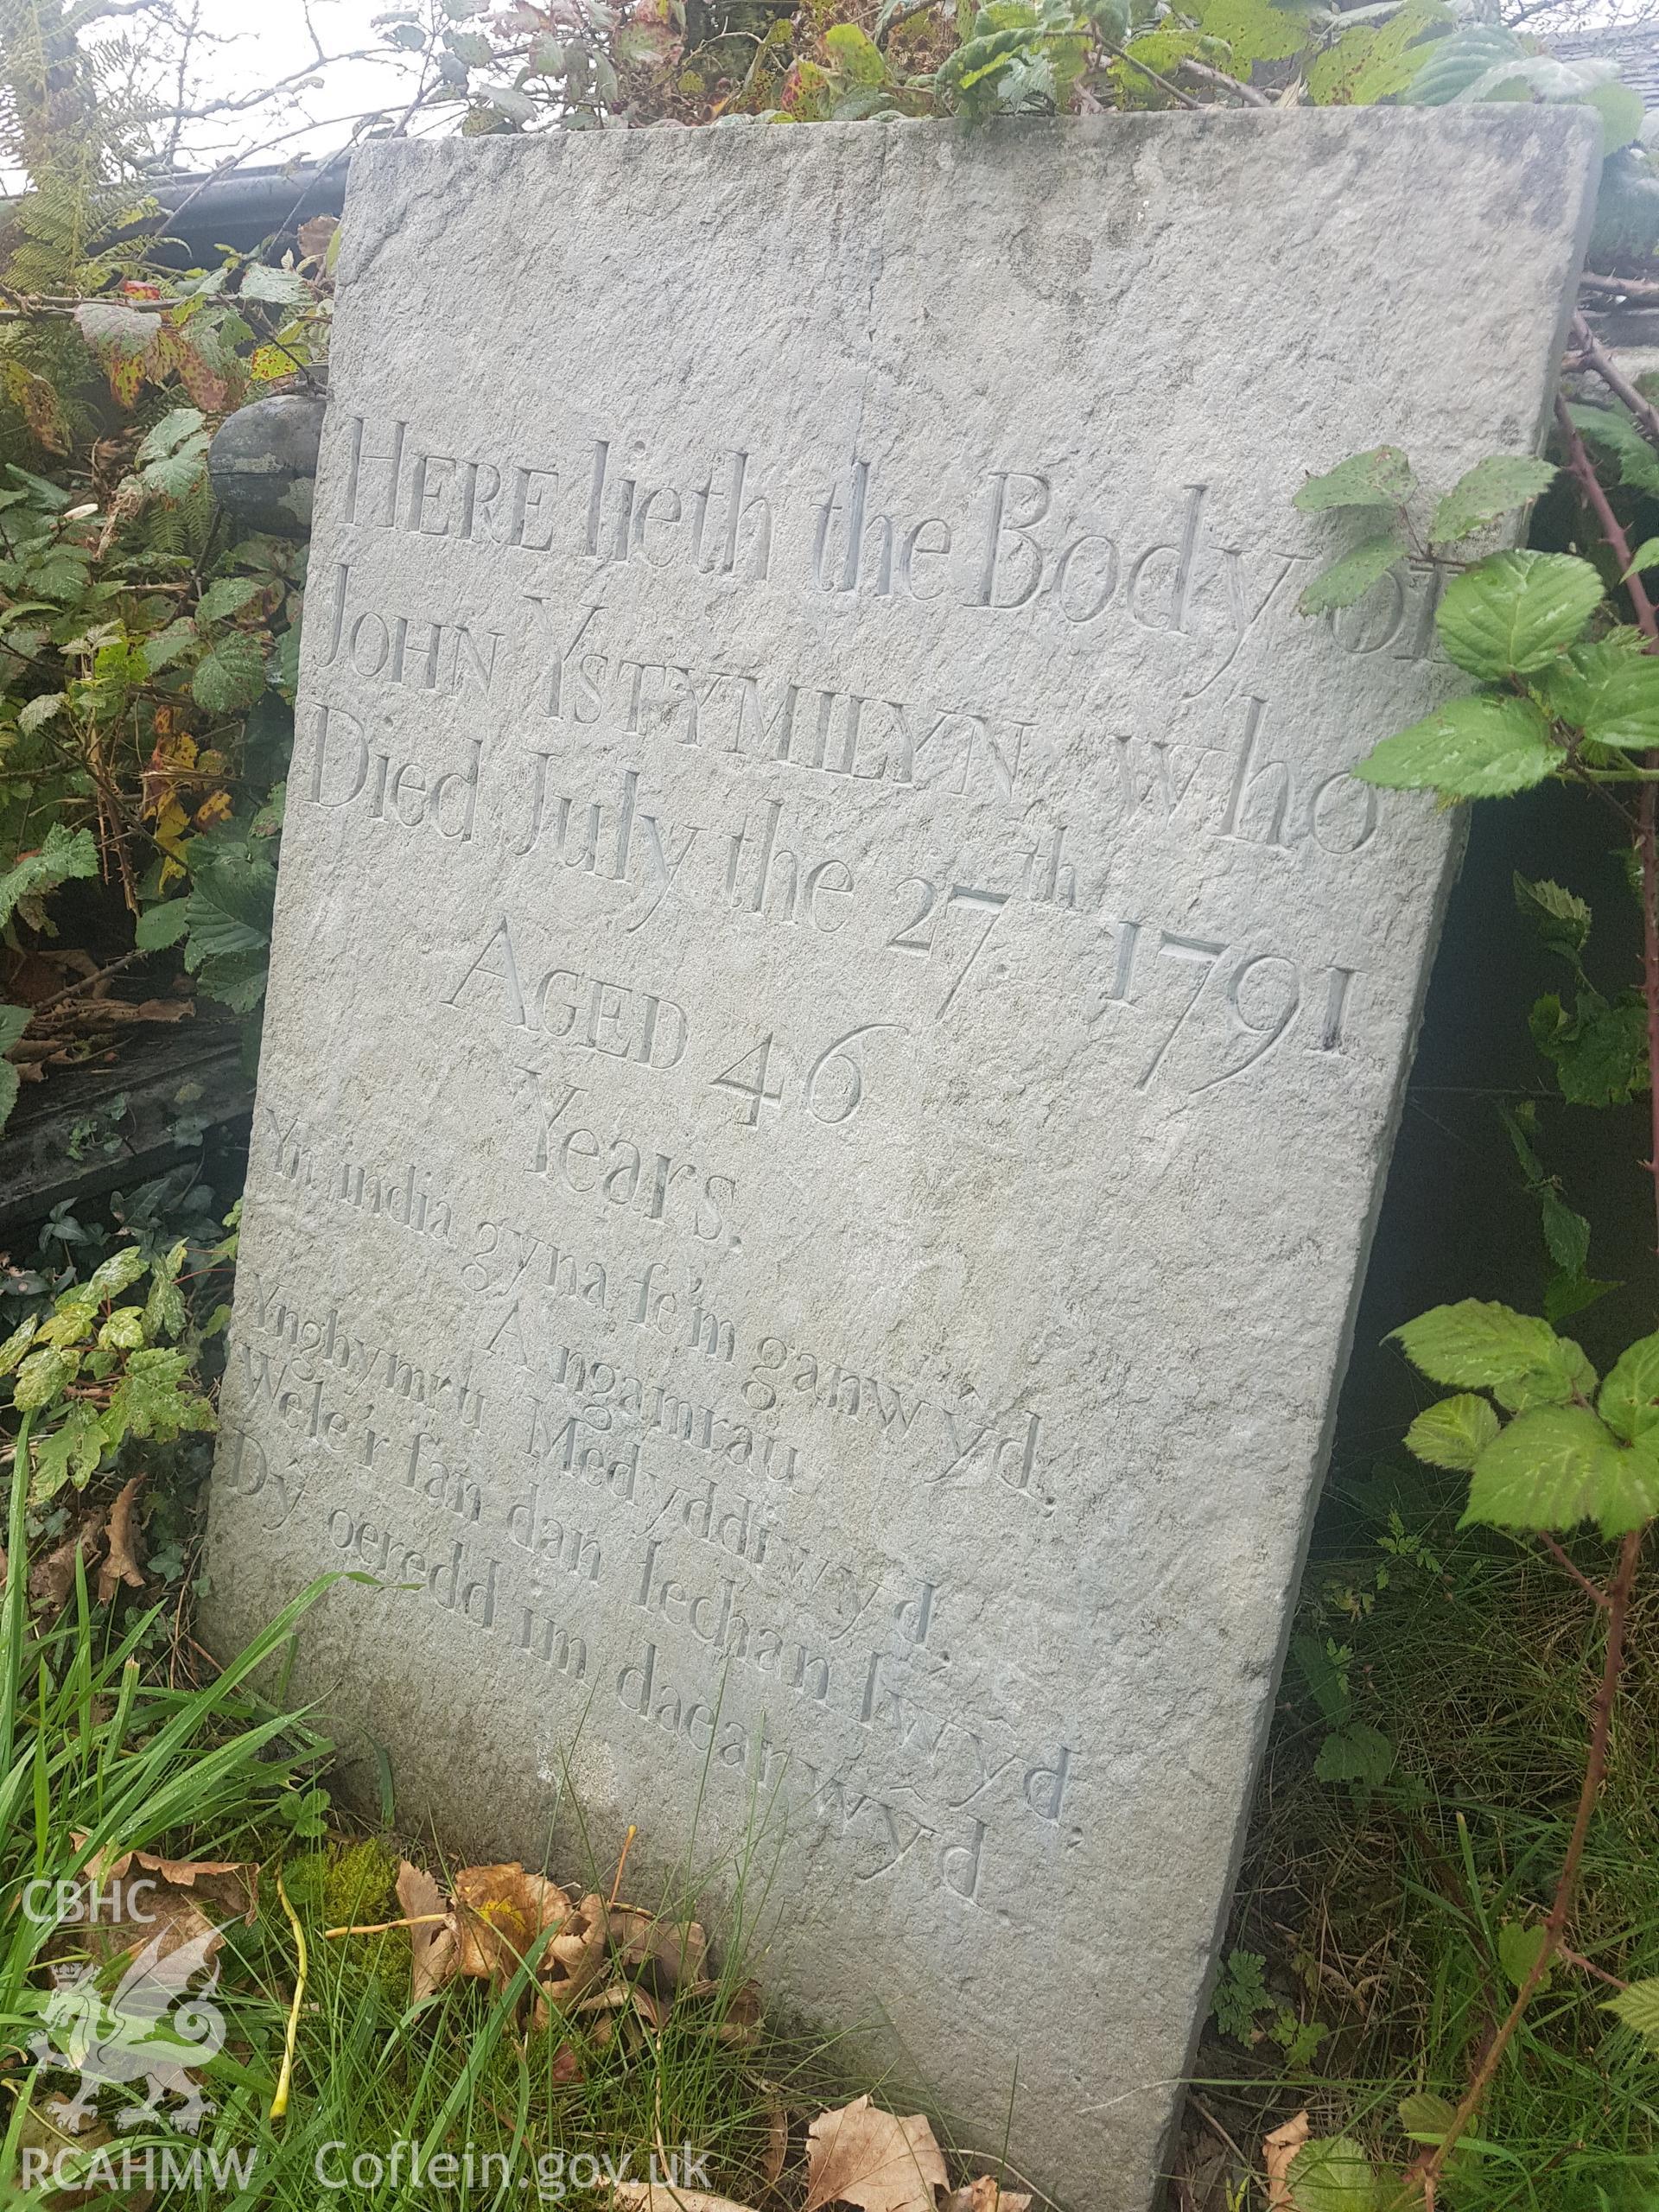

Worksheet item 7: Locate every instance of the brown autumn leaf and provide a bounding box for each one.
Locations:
[452,1862,570,1988]
[95,1476,145,1605]
[534,1889,609,2023]
[609,1903,707,1990]
[941,2183,1033,2212]
[60,1847,257,1980]
[1265,2111,1312,2212]
[802,2096,947,2212]
[760,2098,790,2187]
[397,1858,457,2002]
[30,1516,103,1612]
[296,214,339,264]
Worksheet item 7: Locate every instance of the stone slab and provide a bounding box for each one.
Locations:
[207,111,1597,2209]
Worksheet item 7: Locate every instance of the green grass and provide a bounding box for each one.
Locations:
[1188,1468,1659,2211]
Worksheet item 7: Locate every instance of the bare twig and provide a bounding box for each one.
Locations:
[1554,392,1659,639]
[1572,309,1659,458]
[1178,56,1270,105]
[1102,41,1201,106]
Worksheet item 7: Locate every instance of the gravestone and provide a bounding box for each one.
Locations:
[207,111,1597,2209]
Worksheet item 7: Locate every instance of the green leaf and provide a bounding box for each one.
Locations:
[143,1240,188,1340]
[1599,1332,1659,1442]
[136,406,206,467]
[86,1245,147,1302]
[12,1344,79,1412]
[1464,1404,1659,1536]
[1539,1191,1591,1277]
[238,264,308,305]
[1605,1975,1659,2052]
[1403,22,1523,104]
[98,1308,146,1352]
[18,692,64,734]
[1313,1723,1395,1788]
[1491,1331,1597,1412]
[192,632,268,715]
[1354,693,1555,800]
[1392,1300,1567,1389]
[196,577,261,624]
[1581,79,1645,157]
[1429,455,1557,546]
[0,1003,26,1056]
[1436,551,1604,680]
[1497,1921,1552,1993]
[1294,446,1414,513]
[138,618,197,676]
[135,900,192,951]
[1580,653,1659,752]
[1513,874,1592,962]
[1545,1271,1619,1326]
[1191,0,1306,65]
[0,1315,39,1377]
[1286,2135,1381,2212]
[29,1402,111,1500]
[1623,537,1659,580]
[1307,0,1449,105]
[1298,528,1407,616]
[1566,403,1659,499]
[1530,992,1649,1107]
[1397,2092,1457,2147]
[1405,1394,1500,1471]
[0,823,99,930]
[825,22,887,79]
[103,1345,213,1446]
[444,26,493,61]
[1211,1948,1270,2042]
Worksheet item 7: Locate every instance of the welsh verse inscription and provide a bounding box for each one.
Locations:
[207,113,1596,2211]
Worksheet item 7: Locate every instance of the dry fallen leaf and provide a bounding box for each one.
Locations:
[397,1858,457,2002]
[760,2097,790,2187]
[60,1848,257,1980]
[610,1903,708,1991]
[30,1516,102,1612]
[1264,2111,1312,2212]
[534,1889,609,2024]
[452,1862,569,1988]
[941,2181,1033,2212]
[802,2095,947,2212]
[95,1476,145,1605]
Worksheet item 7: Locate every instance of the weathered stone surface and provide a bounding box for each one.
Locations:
[207,112,1596,2209]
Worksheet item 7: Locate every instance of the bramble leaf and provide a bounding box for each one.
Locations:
[1299,528,1407,615]
[192,632,268,715]
[1513,874,1591,962]
[1436,551,1603,680]
[1530,992,1649,1107]
[1605,1975,1659,2052]
[1294,447,1414,512]
[1354,693,1555,800]
[1405,1394,1500,1471]
[1392,1300,1567,1390]
[1430,456,1557,546]
[0,823,99,930]
[1464,1405,1659,1536]
[1497,1921,1551,1993]
[1599,1332,1659,1442]
[1313,1724,1395,1789]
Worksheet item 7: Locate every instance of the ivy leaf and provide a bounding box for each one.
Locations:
[12,1344,80,1412]
[1285,2136,1382,2212]
[1465,1404,1659,1535]
[1530,992,1649,1107]
[1605,1976,1659,2052]
[30,1402,111,1500]
[1405,1393,1500,1471]
[1429,455,1557,546]
[1392,1300,1568,1390]
[1353,693,1555,800]
[0,823,99,929]
[1513,874,1592,963]
[1599,1333,1659,1442]
[86,1245,147,1302]
[1298,527,1407,616]
[196,577,261,624]
[1436,551,1604,680]
[1294,446,1414,512]
[192,632,268,715]
[1313,1723,1395,1788]
[103,1346,214,1446]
